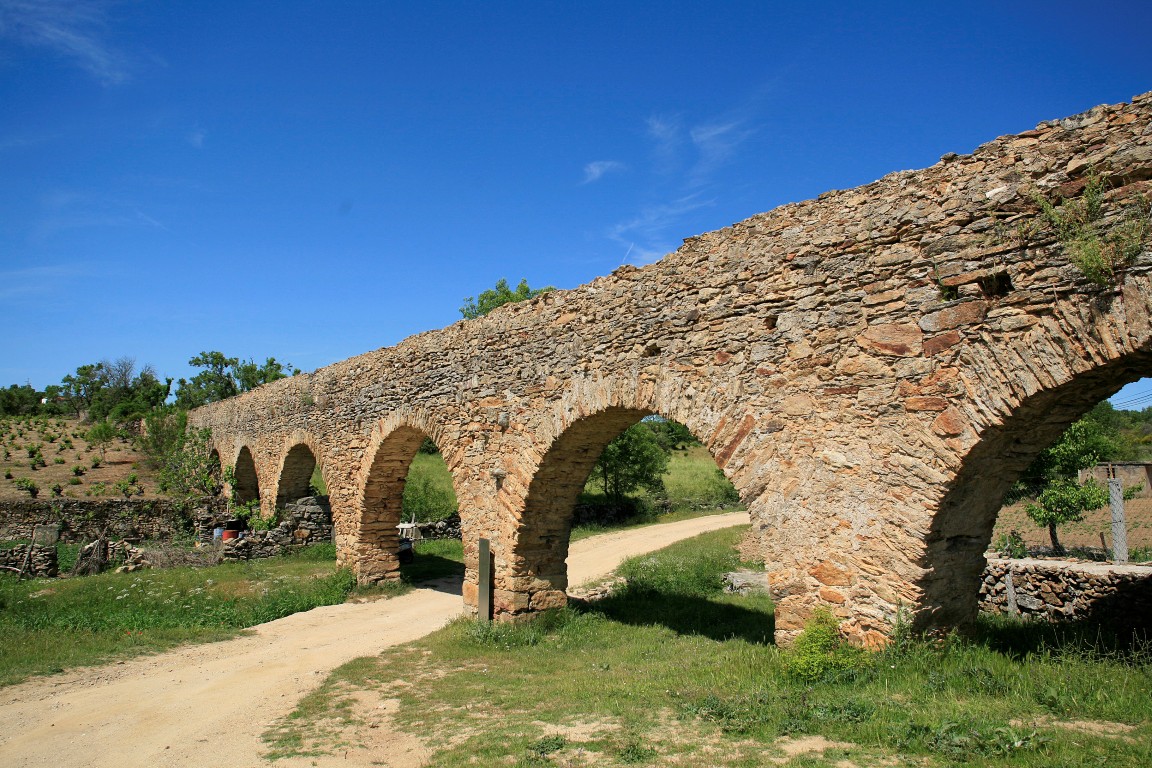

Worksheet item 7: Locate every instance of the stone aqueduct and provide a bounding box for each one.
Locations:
[190,94,1152,646]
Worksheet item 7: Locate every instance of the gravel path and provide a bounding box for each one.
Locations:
[0,512,748,768]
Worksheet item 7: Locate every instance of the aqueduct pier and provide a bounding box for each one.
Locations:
[191,94,1152,646]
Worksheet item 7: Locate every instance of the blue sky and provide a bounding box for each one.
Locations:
[1,1,1151,406]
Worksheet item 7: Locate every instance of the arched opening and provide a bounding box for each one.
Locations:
[357,427,459,584]
[277,444,318,507]
[507,407,745,615]
[207,448,222,494]
[920,352,1152,633]
[233,446,260,505]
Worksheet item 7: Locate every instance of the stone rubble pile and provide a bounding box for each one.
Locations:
[112,541,153,573]
[724,570,772,594]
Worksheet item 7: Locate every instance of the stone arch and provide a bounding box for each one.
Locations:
[273,432,326,508]
[351,412,460,584]
[505,406,653,613]
[232,445,260,505]
[918,283,1152,633]
[497,373,767,618]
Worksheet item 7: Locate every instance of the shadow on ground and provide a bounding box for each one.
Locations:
[575,587,775,645]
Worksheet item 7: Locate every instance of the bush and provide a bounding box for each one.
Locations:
[787,609,871,683]
[13,477,39,498]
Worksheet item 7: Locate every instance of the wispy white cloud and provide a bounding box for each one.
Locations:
[30,187,168,242]
[598,102,758,266]
[646,114,683,175]
[187,128,206,149]
[607,194,715,265]
[0,263,85,300]
[581,160,624,184]
[0,0,129,85]
[689,120,754,186]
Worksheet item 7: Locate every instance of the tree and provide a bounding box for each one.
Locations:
[174,351,298,408]
[460,278,554,319]
[60,363,109,418]
[1017,412,1120,554]
[645,417,698,452]
[234,356,295,392]
[0,384,43,416]
[1025,479,1109,555]
[154,425,223,503]
[86,420,117,460]
[589,423,670,504]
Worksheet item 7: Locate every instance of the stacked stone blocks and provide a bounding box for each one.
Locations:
[188,93,1152,646]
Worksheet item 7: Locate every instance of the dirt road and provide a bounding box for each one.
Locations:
[0,512,748,768]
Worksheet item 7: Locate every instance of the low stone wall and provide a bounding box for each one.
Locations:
[979,557,1152,631]
[0,543,58,578]
[0,499,218,543]
[415,513,461,540]
[220,496,333,562]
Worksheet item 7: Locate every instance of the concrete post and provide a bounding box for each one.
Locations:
[1109,479,1127,564]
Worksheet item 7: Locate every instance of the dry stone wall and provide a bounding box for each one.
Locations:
[980,557,1152,630]
[0,544,57,578]
[190,93,1152,646]
[0,499,209,543]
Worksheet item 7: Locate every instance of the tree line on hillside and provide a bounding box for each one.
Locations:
[0,353,298,423]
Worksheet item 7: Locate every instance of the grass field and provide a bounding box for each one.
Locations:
[264,526,1152,767]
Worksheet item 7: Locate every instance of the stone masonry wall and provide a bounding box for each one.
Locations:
[0,544,58,578]
[980,558,1152,630]
[190,93,1152,646]
[0,499,213,543]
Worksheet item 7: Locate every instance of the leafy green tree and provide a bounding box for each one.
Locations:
[154,426,223,503]
[234,357,295,392]
[460,278,554,319]
[60,363,109,418]
[1016,412,1120,554]
[86,420,117,460]
[174,351,298,407]
[138,407,190,467]
[589,423,669,504]
[0,384,44,416]
[645,417,698,452]
[174,352,239,407]
[90,358,171,427]
[1025,479,1110,555]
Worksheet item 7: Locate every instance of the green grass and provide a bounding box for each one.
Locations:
[0,550,355,686]
[658,445,742,512]
[571,445,745,541]
[265,525,1152,767]
[402,451,459,521]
